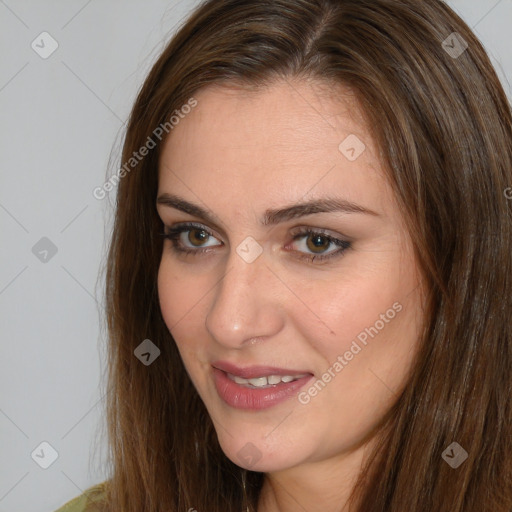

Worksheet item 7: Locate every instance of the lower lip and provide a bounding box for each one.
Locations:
[212,368,313,410]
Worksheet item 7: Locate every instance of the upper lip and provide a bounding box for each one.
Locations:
[212,360,313,379]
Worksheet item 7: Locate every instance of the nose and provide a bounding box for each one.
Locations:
[205,245,285,349]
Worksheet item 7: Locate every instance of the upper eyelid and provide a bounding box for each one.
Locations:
[164,222,347,243]
[166,222,222,240]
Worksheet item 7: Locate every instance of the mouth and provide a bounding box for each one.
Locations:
[226,372,310,388]
[211,360,314,410]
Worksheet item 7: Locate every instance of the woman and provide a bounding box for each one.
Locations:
[56,0,512,510]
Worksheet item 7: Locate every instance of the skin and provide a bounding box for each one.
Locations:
[156,78,426,512]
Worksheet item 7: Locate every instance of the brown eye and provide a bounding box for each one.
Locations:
[289,228,351,263]
[161,223,222,255]
[188,228,210,246]
[306,234,331,254]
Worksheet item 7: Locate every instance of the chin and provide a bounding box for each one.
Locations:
[215,431,309,473]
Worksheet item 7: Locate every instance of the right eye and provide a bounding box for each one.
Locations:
[161,222,223,255]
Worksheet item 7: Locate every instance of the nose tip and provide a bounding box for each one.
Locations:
[205,251,284,349]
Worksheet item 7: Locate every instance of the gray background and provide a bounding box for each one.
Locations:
[0,1,510,511]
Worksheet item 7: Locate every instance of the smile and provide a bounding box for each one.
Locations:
[227,372,309,388]
[211,361,314,410]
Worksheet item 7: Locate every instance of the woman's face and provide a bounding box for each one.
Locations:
[157,79,425,473]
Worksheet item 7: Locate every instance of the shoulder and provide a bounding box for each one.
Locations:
[54,481,108,512]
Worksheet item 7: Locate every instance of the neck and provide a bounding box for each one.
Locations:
[256,444,372,512]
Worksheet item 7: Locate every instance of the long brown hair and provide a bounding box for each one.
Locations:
[101,0,512,510]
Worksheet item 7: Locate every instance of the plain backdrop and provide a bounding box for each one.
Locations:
[0,1,511,511]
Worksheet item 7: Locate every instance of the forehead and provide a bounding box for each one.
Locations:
[162,78,369,154]
[158,79,394,217]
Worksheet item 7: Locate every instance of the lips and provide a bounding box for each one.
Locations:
[212,360,312,379]
[211,360,314,410]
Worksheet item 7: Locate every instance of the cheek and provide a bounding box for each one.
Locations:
[291,285,422,455]
[292,243,423,406]
[157,260,180,329]
[293,254,411,358]
[157,259,205,353]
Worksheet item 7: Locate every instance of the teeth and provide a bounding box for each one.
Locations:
[228,373,307,388]
[249,377,268,387]
[267,375,281,385]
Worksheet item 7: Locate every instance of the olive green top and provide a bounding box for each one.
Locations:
[54,482,108,512]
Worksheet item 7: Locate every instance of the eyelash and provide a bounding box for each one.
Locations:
[159,222,351,263]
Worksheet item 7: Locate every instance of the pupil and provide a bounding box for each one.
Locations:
[308,234,329,253]
[190,229,208,246]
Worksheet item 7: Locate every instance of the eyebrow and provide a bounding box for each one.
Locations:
[156,193,379,227]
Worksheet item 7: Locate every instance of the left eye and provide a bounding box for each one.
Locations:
[291,231,349,257]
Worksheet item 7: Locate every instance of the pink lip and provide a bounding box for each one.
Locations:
[212,360,312,379]
[211,361,314,410]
